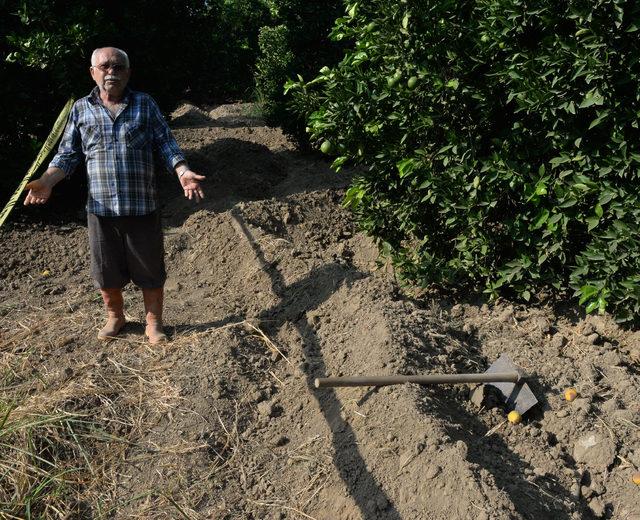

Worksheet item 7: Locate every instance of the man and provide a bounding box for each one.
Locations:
[24,47,205,344]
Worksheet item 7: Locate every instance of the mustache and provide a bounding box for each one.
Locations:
[105,75,121,81]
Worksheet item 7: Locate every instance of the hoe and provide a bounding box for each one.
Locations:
[315,353,538,414]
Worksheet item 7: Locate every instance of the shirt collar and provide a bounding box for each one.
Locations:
[89,86,131,105]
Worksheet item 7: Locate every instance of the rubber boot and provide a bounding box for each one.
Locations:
[98,288,126,340]
[142,287,167,344]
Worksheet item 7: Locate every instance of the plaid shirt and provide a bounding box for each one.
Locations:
[50,87,186,217]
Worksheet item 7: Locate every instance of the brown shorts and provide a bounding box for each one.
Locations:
[87,211,166,289]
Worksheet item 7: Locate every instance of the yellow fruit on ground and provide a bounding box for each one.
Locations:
[508,410,522,424]
[564,388,578,402]
[632,472,640,485]
[41,269,51,277]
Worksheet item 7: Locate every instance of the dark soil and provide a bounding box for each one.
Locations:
[1,102,639,520]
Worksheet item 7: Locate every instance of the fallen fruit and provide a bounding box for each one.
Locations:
[41,269,51,277]
[564,387,578,402]
[633,472,640,485]
[508,410,522,424]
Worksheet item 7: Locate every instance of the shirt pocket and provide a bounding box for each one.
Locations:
[81,124,103,152]
[125,122,150,150]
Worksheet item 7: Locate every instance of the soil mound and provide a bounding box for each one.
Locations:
[0,102,638,520]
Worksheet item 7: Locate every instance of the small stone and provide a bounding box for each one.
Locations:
[573,432,617,472]
[533,467,546,477]
[590,477,605,496]
[581,323,596,336]
[551,333,566,351]
[570,483,581,499]
[498,306,514,323]
[470,385,488,408]
[601,398,620,414]
[581,485,594,499]
[588,498,605,517]
[375,495,388,510]
[556,409,569,418]
[586,332,600,345]
[601,350,621,366]
[462,322,476,335]
[424,465,441,479]
[450,304,463,318]
[257,401,274,418]
[454,440,467,457]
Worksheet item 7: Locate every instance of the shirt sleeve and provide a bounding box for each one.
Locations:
[48,103,83,178]
[148,96,186,173]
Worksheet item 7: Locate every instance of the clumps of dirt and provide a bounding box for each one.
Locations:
[1,101,639,519]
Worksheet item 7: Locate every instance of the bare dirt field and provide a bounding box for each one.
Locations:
[1,102,639,519]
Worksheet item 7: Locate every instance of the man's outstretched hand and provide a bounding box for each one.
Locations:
[179,170,206,203]
[24,179,52,205]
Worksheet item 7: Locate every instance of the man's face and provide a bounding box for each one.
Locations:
[89,49,130,97]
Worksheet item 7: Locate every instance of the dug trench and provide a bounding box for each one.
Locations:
[0,102,639,520]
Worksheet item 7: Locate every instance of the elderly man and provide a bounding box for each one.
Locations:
[24,47,204,344]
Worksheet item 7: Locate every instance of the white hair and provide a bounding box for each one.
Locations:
[91,47,130,68]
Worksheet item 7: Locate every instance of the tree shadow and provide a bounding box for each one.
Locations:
[231,209,401,519]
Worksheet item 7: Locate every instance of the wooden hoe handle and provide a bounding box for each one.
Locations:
[314,371,521,388]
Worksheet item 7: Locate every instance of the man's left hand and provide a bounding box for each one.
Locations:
[179,170,206,202]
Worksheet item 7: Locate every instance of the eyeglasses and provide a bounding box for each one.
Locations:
[92,63,128,72]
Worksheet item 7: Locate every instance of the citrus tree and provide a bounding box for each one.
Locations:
[288,0,640,321]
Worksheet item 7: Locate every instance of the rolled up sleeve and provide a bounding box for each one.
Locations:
[49,104,83,177]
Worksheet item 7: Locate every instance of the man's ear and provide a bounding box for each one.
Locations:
[89,66,96,81]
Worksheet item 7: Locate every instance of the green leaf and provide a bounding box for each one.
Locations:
[579,285,599,305]
[579,89,605,109]
[586,216,600,231]
[585,300,599,313]
[594,203,603,218]
[445,79,459,90]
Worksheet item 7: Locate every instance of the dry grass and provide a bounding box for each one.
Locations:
[0,296,200,518]
[0,291,326,519]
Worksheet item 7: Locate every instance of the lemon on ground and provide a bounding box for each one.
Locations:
[633,472,640,485]
[564,387,578,402]
[508,410,522,424]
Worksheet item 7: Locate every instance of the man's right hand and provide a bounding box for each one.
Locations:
[24,178,53,205]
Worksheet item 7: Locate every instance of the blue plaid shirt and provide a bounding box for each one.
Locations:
[50,87,186,217]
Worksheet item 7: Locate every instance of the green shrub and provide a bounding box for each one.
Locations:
[256,25,294,120]
[288,0,640,321]
[254,0,345,143]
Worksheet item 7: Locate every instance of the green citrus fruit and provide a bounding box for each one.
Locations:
[320,140,334,154]
[407,76,418,89]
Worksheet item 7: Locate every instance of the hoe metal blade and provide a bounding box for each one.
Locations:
[485,353,538,414]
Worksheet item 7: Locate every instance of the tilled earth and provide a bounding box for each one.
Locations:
[0,102,639,520]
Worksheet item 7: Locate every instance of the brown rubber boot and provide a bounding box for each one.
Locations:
[142,287,167,344]
[98,288,126,340]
